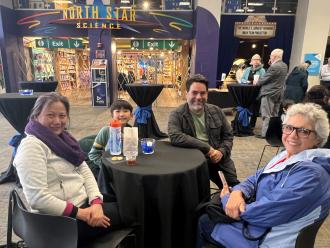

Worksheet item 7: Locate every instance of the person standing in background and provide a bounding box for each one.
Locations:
[255,49,288,138]
[320,57,330,91]
[283,60,311,103]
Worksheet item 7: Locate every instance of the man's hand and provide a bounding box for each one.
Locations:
[225,190,246,220]
[207,147,223,163]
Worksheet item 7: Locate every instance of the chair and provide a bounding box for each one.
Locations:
[295,216,328,248]
[257,116,283,170]
[79,135,97,153]
[6,189,136,248]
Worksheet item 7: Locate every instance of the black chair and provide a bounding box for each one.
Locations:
[6,189,136,248]
[295,216,328,248]
[257,116,283,169]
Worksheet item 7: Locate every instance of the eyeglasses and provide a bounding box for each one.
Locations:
[282,124,315,138]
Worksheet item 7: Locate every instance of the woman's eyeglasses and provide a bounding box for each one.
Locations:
[282,124,315,138]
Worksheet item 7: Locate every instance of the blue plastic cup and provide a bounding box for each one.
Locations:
[140,138,156,154]
[19,89,33,96]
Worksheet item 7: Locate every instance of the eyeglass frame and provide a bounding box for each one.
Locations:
[282,124,316,138]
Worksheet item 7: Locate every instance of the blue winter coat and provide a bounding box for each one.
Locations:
[240,65,266,84]
[211,149,330,248]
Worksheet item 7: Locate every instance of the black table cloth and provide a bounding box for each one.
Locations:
[207,90,236,108]
[126,83,167,139]
[19,81,58,92]
[0,93,43,183]
[227,84,261,136]
[100,141,209,248]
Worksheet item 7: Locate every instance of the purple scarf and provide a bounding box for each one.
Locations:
[25,120,86,167]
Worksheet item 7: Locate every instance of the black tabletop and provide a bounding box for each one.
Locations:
[101,141,209,248]
[0,93,43,133]
[19,81,58,92]
[126,83,164,107]
[227,84,261,108]
[207,90,235,108]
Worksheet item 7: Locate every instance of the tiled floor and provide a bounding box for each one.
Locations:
[0,100,329,247]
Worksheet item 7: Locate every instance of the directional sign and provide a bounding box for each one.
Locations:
[36,39,83,49]
[131,40,179,50]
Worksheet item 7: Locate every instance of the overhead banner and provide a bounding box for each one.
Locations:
[234,16,276,39]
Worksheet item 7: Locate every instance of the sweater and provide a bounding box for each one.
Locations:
[13,134,102,216]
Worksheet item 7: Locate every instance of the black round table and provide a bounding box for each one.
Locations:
[100,141,209,248]
[19,81,58,92]
[227,84,261,136]
[0,93,43,183]
[126,83,168,139]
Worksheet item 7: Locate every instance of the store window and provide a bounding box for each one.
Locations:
[222,0,297,14]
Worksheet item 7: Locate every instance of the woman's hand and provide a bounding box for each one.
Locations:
[88,204,110,228]
[225,190,246,220]
[76,205,110,228]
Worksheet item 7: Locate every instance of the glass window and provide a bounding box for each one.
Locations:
[275,0,297,14]
[246,0,275,14]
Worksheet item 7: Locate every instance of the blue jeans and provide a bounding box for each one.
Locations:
[196,214,225,248]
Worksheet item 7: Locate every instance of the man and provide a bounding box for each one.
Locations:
[320,57,330,91]
[256,49,288,138]
[168,74,239,189]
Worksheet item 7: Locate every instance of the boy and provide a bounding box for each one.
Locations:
[88,99,133,175]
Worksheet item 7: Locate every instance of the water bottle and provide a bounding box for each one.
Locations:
[123,127,138,166]
[108,120,122,155]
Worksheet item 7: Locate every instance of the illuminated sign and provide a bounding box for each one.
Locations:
[131,40,179,50]
[36,39,83,49]
[234,16,276,39]
[62,5,136,30]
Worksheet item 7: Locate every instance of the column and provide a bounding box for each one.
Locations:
[289,0,330,87]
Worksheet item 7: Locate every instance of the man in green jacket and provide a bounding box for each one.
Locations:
[168,74,239,189]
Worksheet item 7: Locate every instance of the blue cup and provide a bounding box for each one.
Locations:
[141,138,155,154]
[19,89,33,96]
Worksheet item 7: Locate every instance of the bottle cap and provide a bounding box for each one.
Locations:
[110,120,122,127]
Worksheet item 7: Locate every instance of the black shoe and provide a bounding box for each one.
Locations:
[255,134,266,139]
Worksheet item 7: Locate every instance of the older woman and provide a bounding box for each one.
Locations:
[196,103,330,248]
[14,93,121,244]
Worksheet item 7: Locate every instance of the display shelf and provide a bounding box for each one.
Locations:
[31,48,55,81]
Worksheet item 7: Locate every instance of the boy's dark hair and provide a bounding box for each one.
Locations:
[186,74,209,92]
[110,99,133,115]
[305,60,312,66]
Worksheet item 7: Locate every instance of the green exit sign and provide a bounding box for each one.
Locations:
[131,40,179,50]
[36,39,83,49]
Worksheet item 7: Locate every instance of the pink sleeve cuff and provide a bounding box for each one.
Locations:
[63,202,74,216]
[91,198,103,205]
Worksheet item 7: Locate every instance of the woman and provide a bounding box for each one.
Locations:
[196,103,330,248]
[284,61,311,103]
[14,92,121,244]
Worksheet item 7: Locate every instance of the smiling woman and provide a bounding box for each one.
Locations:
[13,92,123,245]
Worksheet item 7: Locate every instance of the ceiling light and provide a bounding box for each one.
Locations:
[142,1,150,10]
[252,44,257,49]
[235,9,245,13]
[120,0,130,3]
[247,8,255,12]
[288,10,292,13]
[179,2,190,6]
[248,3,264,7]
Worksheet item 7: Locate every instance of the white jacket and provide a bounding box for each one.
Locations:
[14,134,102,216]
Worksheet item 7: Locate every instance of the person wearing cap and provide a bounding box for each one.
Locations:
[240,54,265,84]
[320,57,330,91]
[283,61,311,103]
[240,54,266,128]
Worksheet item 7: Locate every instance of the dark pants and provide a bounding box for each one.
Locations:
[321,80,330,91]
[208,158,240,189]
[77,202,122,246]
[196,214,225,248]
[249,100,261,128]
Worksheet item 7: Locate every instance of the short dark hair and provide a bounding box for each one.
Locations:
[110,99,133,115]
[305,85,329,105]
[186,74,209,92]
[305,60,312,66]
[30,92,70,121]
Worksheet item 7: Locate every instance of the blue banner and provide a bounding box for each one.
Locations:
[92,82,108,107]
[304,53,321,76]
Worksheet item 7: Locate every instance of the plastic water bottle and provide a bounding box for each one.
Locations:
[108,120,122,155]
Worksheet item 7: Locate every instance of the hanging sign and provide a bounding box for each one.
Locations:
[304,53,322,76]
[131,40,179,50]
[36,39,83,49]
[234,16,276,39]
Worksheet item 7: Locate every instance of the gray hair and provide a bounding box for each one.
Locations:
[271,49,284,60]
[29,92,70,121]
[283,103,329,147]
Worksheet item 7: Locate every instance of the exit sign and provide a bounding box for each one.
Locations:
[131,40,179,50]
[36,39,83,49]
